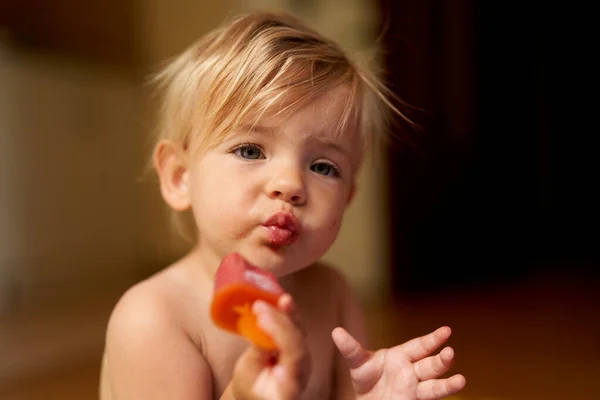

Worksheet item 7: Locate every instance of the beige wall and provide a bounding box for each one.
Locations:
[0,52,146,305]
[138,0,235,66]
[0,45,19,310]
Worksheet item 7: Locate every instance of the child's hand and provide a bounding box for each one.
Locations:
[332,326,466,400]
[230,294,311,400]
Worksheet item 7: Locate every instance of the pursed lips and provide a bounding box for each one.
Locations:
[262,212,300,246]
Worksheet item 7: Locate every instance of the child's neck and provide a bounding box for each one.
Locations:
[183,244,300,293]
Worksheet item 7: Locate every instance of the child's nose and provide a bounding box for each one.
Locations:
[266,167,306,205]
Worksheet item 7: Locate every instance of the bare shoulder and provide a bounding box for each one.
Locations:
[102,269,213,399]
[106,275,182,345]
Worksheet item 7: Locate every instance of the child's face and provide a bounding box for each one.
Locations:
[185,86,361,277]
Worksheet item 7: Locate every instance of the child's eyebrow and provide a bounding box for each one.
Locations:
[239,124,277,136]
[314,136,351,158]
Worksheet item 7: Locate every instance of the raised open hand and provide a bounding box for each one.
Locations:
[332,326,466,400]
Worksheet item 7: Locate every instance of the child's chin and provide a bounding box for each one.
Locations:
[244,246,299,276]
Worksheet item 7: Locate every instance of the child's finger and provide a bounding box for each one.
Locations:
[401,326,451,362]
[253,300,309,388]
[277,293,295,313]
[331,327,372,369]
[253,300,305,352]
[277,294,305,336]
[416,374,466,400]
[413,346,455,381]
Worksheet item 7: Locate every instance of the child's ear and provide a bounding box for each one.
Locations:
[153,140,191,211]
[346,183,356,205]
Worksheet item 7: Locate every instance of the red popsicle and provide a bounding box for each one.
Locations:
[210,253,285,350]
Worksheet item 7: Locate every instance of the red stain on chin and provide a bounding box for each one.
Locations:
[329,218,339,232]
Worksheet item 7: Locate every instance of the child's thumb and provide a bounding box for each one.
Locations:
[331,327,372,369]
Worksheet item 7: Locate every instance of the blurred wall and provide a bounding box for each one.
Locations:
[0,50,146,307]
[0,44,19,311]
[137,0,234,66]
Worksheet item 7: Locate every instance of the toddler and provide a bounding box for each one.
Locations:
[100,10,466,400]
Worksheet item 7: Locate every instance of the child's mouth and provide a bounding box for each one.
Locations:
[265,225,297,246]
[263,212,300,246]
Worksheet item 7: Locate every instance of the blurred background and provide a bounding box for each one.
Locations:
[0,0,598,399]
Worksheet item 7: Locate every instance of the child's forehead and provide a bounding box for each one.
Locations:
[243,85,355,135]
[231,119,355,146]
[234,106,356,148]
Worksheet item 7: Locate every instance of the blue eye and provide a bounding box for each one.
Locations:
[235,145,263,160]
[311,162,340,177]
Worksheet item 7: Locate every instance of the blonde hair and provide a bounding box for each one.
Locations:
[147,10,411,241]
[149,10,409,160]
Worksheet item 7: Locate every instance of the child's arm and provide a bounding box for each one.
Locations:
[332,273,370,400]
[332,277,466,400]
[103,287,215,399]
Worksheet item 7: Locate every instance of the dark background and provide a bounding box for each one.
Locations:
[381,0,599,293]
